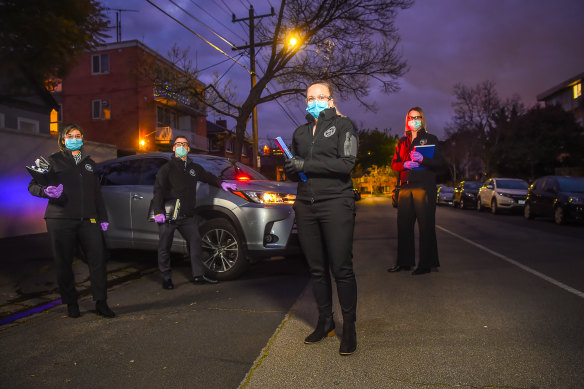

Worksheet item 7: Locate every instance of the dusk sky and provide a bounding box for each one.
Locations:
[100,0,584,145]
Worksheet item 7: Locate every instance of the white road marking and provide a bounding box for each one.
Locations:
[436,225,584,299]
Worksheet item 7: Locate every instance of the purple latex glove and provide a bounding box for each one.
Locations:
[100,222,109,232]
[404,161,420,170]
[154,214,166,224]
[221,182,237,192]
[44,184,63,198]
[410,150,424,162]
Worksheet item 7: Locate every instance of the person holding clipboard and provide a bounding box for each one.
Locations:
[388,107,443,275]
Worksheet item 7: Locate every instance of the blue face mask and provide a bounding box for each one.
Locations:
[306,100,329,118]
[175,146,188,158]
[65,138,83,151]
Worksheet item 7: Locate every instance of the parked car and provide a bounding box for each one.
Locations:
[453,181,481,209]
[524,175,584,225]
[353,188,362,201]
[96,153,300,280]
[476,178,529,214]
[436,186,454,206]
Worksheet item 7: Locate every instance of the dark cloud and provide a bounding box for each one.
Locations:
[101,0,584,143]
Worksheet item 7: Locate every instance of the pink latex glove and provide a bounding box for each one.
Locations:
[410,150,424,162]
[44,184,63,198]
[154,214,166,224]
[404,161,420,170]
[221,182,237,192]
[100,222,109,231]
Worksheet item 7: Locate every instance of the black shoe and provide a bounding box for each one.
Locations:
[339,321,357,355]
[304,314,335,344]
[162,279,174,290]
[96,300,116,318]
[192,275,219,285]
[412,267,431,275]
[67,303,81,318]
[387,265,411,272]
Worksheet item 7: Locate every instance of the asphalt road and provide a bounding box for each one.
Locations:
[1,197,583,389]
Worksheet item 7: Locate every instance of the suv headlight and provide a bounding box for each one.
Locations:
[232,190,296,204]
[496,192,511,198]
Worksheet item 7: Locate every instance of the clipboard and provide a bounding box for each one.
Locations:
[414,144,435,158]
[275,136,308,182]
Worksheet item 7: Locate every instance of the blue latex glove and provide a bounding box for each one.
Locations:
[100,222,109,232]
[221,182,237,192]
[44,184,63,198]
[154,214,166,224]
[410,151,424,162]
[404,161,420,170]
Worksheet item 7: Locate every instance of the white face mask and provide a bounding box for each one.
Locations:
[408,119,422,131]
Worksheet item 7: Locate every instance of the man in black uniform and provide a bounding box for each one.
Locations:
[152,136,236,289]
[285,81,359,356]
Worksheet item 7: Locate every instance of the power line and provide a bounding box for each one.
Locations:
[188,0,241,40]
[145,0,250,74]
[168,0,237,49]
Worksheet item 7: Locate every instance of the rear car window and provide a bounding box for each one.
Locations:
[100,160,142,186]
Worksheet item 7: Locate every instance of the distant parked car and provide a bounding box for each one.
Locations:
[353,188,362,201]
[477,178,529,214]
[96,153,300,280]
[524,175,584,225]
[436,186,454,206]
[453,181,481,209]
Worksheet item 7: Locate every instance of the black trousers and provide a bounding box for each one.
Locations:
[397,185,440,269]
[294,197,357,323]
[45,218,107,304]
[157,216,204,280]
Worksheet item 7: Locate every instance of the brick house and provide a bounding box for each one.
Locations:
[207,119,253,166]
[58,40,208,154]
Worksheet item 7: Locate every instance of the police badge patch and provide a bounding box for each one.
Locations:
[324,126,336,137]
[419,139,427,145]
[85,164,93,172]
[189,169,196,177]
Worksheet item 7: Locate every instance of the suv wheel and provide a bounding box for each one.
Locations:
[200,218,248,280]
[477,197,483,212]
[491,199,498,215]
[554,206,566,225]
[524,203,534,220]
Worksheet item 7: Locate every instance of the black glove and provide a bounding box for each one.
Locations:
[284,157,305,175]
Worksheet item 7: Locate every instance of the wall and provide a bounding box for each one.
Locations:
[0,128,116,238]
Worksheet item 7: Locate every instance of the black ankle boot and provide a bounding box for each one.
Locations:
[96,300,116,318]
[339,321,357,355]
[304,314,335,344]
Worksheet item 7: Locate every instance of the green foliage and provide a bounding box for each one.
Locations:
[356,129,399,171]
[0,0,109,86]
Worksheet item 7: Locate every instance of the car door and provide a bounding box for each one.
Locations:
[480,179,493,206]
[540,178,558,217]
[99,159,142,248]
[130,157,172,250]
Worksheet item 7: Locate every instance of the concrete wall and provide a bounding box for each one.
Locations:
[0,128,117,238]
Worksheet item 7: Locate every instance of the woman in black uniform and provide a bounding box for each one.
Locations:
[388,107,442,275]
[284,81,359,356]
[28,124,114,318]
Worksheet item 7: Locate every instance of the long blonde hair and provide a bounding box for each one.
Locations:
[404,106,426,135]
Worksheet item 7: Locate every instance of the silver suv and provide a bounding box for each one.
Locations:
[96,153,299,280]
[476,178,529,214]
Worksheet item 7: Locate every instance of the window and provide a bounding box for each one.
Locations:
[139,158,168,186]
[226,139,234,153]
[17,117,39,133]
[50,105,61,135]
[92,100,111,120]
[156,106,177,128]
[242,144,247,157]
[92,54,110,74]
[574,83,582,99]
[100,160,142,186]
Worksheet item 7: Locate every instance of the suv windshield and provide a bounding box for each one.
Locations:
[497,179,528,190]
[463,182,481,189]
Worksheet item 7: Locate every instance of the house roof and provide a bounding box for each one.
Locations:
[537,72,584,101]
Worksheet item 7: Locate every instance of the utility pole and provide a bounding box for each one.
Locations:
[105,8,138,42]
[232,5,275,168]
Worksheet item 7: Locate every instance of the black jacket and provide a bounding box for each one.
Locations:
[28,150,108,221]
[291,108,358,202]
[152,155,222,218]
[391,128,443,188]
